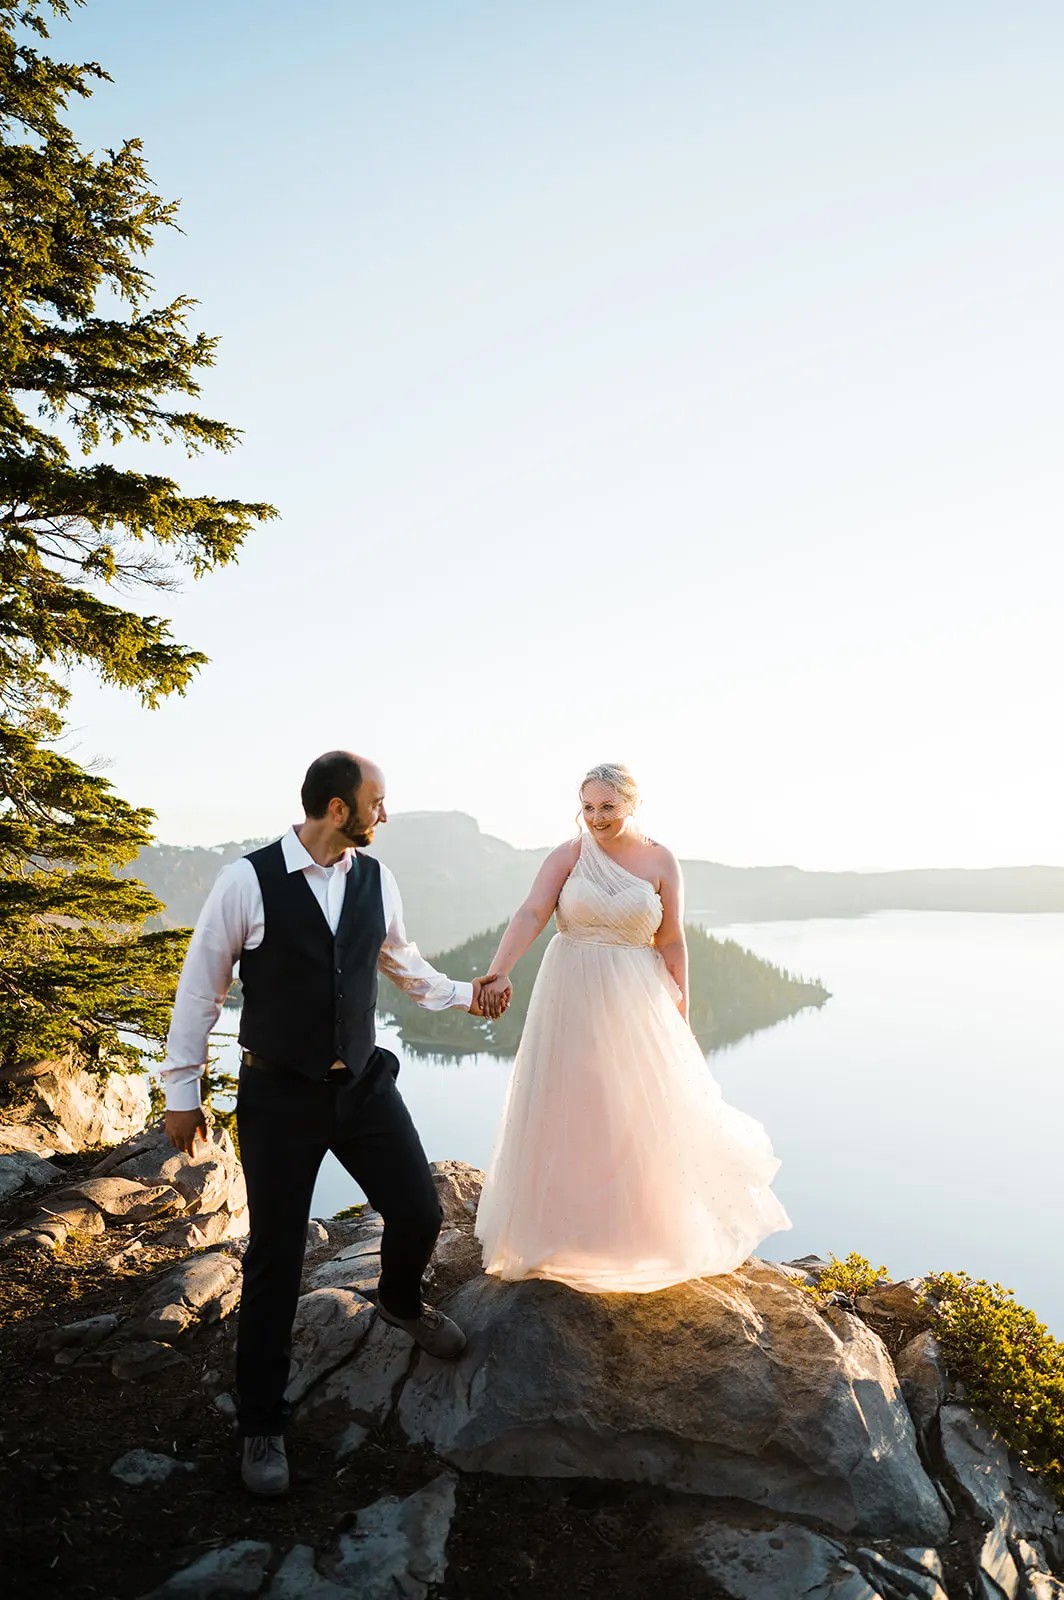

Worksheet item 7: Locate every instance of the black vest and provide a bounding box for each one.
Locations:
[238,839,387,1081]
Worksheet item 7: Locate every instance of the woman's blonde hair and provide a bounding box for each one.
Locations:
[576,762,640,828]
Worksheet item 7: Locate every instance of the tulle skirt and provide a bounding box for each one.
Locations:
[474,933,792,1293]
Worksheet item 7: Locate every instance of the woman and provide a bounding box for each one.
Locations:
[474,763,791,1292]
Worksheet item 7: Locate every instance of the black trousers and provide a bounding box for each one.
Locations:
[234,1049,442,1437]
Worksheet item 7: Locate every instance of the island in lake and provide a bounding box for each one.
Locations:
[381,920,830,1056]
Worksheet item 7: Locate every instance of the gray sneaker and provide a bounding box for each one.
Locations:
[376,1301,466,1359]
[241,1434,289,1496]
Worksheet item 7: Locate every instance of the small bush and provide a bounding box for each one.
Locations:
[804,1252,890,1305]
[925,1271,1064,1502]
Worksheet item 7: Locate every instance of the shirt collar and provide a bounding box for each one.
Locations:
[281,825,354,876]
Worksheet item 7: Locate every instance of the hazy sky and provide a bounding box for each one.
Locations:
[53,1,1063,868]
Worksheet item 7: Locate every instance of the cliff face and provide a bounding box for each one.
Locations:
[2,1086,1060,1600]
[0,1056,152,1205]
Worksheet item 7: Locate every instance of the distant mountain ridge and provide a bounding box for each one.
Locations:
[123,811,1064,952]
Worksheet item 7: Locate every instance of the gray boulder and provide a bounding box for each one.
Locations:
[39,1313,120,1364]
[135,1252,242,1344]
[57,1174,185,1223]
[938,1404,1064,1563]
[32,1065,151,1151]
[36,1196,106,1237]
[283,1288,375,1404]
[0,1121,64,1156]
[977,1524,1021,1599]
[139,1540,272,1599]
[430,1159,484,1225]
[895,1331,947,1439]
[92,1124,246,1219]
[267,1548,351,1600]
[310,1250,380,1296]
[4,1193,107,1253]
[1014,1539,1064,1599]
[268,1473,457,1600]
[157,1207,249,1251]
[0,1148,63,1199]
[856,1547,948,1599]
[300,1317,414,1453]
[781,1254,835,1285]
[423,1224,484,1299]
[398,1262,949,1541]
[111,1449,197,1488]
[309,1210,383,1294]
[676,1514,878,1600]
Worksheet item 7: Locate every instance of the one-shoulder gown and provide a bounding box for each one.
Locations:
[474,832,792,1292]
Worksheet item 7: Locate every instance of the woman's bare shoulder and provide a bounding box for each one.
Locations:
[646,839,681,874]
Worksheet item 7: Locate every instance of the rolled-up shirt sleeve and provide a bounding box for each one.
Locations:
[161,861,257,1111]
[376,864,474,1011]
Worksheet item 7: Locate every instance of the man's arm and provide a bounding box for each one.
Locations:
[163,860,258,1152]
[376,864,482,1012]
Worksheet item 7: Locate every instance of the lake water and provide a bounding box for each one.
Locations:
[208,910,1064,1334]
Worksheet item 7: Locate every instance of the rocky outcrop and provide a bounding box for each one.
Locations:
[12,1149,1064,1600]
[660,1510,951,1600]
[937,1403,1064,1585]
[135,1474,459,1600]
[139,1540,274,1599]
[3,1122,248,1256]
[0,1062,151,1199]
[269,1472,458,1600]
[93,1123,249,1247]
[396,1263,949,1542]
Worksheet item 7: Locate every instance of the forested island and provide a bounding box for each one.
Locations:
[380,920,829,1055]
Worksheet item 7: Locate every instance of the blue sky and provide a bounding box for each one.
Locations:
[50,1,1064,866]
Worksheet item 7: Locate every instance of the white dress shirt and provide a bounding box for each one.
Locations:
[162,826,474,1111]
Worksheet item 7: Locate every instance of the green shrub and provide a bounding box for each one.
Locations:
[804,1252,890,1305]
[925,1271,1064,1501]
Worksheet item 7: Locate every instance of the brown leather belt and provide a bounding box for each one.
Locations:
[240,1049,348,1081]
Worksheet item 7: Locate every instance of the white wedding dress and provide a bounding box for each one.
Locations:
[475,831,792,1292]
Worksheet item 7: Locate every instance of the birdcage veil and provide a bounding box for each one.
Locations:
[574,762,645,836]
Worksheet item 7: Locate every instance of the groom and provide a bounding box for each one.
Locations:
[163,751,505,1495]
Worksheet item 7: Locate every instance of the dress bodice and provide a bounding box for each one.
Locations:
[556,834,663,947]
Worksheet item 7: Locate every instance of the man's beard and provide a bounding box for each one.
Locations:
[339,818,374,848]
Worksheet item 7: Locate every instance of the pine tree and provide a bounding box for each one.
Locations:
[0,1,276,1070]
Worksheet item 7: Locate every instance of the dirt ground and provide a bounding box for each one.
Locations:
[0,1153,725,1600]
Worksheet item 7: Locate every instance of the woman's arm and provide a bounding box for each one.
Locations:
[484,838,580,990]
[653,846,689,1021]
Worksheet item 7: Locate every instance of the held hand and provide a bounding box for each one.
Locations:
[470,966,508,1017]
[164,1108,208,1157]
[477,973,513,1021]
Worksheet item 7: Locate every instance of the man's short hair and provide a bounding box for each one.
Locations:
[300,752,364,819]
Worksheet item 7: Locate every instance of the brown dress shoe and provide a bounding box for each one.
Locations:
[376,1301,467,1358]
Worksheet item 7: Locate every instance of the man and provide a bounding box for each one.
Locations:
[163,751,506,1496]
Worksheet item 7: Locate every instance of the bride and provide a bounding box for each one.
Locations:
[474,762,792,1293]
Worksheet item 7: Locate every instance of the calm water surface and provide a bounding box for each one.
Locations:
[210,911,1064,1333]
